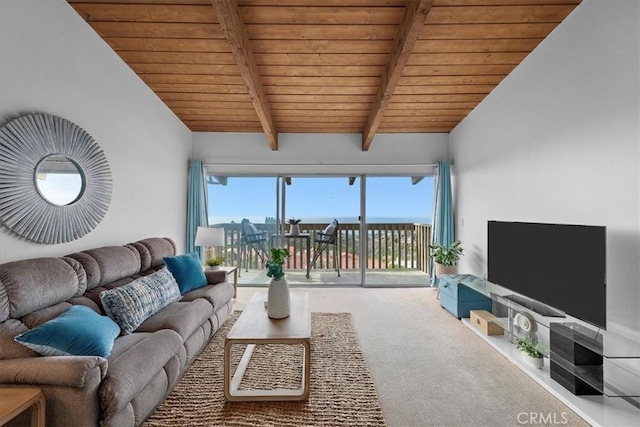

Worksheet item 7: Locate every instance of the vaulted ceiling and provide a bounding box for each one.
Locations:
[68,0,581,150]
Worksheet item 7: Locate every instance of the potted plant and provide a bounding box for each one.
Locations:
[265,247,291,319]
[515,336,546,368]
[429,240,463,277]
[205,255,225,270]
[287,217,301,235]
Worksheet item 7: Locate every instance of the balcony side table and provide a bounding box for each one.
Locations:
[270,233,312,277]
[279,233,311,278]
[0,388,46,427]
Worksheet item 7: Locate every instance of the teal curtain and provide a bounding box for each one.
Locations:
[186,160,208,259]
[431,161,454,287]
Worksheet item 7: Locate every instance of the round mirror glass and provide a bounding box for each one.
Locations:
[35,155,84,206]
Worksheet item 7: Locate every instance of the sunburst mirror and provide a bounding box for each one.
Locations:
[0,114,112,244]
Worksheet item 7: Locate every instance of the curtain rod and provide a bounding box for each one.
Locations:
[202,162,441,167]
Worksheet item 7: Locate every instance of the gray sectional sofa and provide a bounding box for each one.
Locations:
[0,237,234,426]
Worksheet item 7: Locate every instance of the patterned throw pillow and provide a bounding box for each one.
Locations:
[99,268,181,335]
[320,219,338,241]
[244,222,265,243]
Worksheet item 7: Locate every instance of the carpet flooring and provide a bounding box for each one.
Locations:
[143,311,386,426]
[234,288,591,427]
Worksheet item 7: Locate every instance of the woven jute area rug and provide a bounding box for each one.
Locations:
[144,311,386,426]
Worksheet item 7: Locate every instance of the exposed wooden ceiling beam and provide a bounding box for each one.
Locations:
[362,0,434,151]
[211,0,278,150]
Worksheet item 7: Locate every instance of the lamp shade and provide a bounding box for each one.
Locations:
[194,227,225,247]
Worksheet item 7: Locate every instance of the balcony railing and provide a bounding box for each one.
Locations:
[205,222,432,275]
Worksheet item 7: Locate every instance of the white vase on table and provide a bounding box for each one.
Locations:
[268,277,290,319]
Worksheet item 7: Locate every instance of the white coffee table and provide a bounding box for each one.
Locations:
[224,291,311,401]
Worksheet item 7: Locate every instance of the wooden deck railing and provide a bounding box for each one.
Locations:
[206,222,432,275]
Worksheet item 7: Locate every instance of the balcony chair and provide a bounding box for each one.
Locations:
[307,219,340,277]
[239,218,270,272]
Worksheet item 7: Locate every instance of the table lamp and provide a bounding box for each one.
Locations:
[195,226,225,267]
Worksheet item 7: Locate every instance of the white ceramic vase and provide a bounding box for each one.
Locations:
[521,352,544,369]
[268,277,290,319]
[289,224,300,236]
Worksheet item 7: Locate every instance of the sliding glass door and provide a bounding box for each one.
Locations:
[207,176,278,284]
[279,176,360,286]
[206,173,434,287]
[363,176,433,287]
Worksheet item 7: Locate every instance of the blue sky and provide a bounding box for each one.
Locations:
[208,176,433,224]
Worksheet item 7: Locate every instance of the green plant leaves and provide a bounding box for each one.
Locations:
[266,247,291,280]
[205,256,225,266]
[429,240,464,266]
[515,336,546,358]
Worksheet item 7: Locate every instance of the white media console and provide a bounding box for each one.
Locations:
[440,274,640,427]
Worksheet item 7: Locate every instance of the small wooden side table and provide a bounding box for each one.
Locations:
[218,265,238,298]
[0,388,46,427]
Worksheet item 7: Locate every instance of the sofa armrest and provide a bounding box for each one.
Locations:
[205,269,228,284]
[0,356,107,388]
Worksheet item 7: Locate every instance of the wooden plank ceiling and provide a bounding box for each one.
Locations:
[68,0,581,150]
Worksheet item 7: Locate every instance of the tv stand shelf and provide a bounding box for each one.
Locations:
[550,322,603,395]
[462,318,640,427]
[438,274,568,339]
[501,294,564,318]
[441,274,640,410]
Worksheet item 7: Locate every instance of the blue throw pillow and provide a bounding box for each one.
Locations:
[14,305,120,358]
[100,268,182,335]
[163,252,208,293]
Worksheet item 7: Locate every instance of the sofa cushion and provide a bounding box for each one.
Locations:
[181,282,235,312]
[246,222,261,240]
[163,252,208,294]
[71,246,141,290]
[14,305,121,357]
[67,295,102,314]
[0,258,84,322]
[100,268,181,335]
[0,319,39,360]
[21,302,72,329]
[130,237,176,271]
[320,219,338,241]
[137,300,212,342]
[102,329,182,423]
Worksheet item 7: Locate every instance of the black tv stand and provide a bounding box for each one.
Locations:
[501,294,564,318]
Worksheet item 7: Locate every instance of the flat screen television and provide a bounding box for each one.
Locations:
[488,221,606,330]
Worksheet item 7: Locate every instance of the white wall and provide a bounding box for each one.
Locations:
[450,0,640,340]
[0,0,191,262]
[192,132,448,175]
